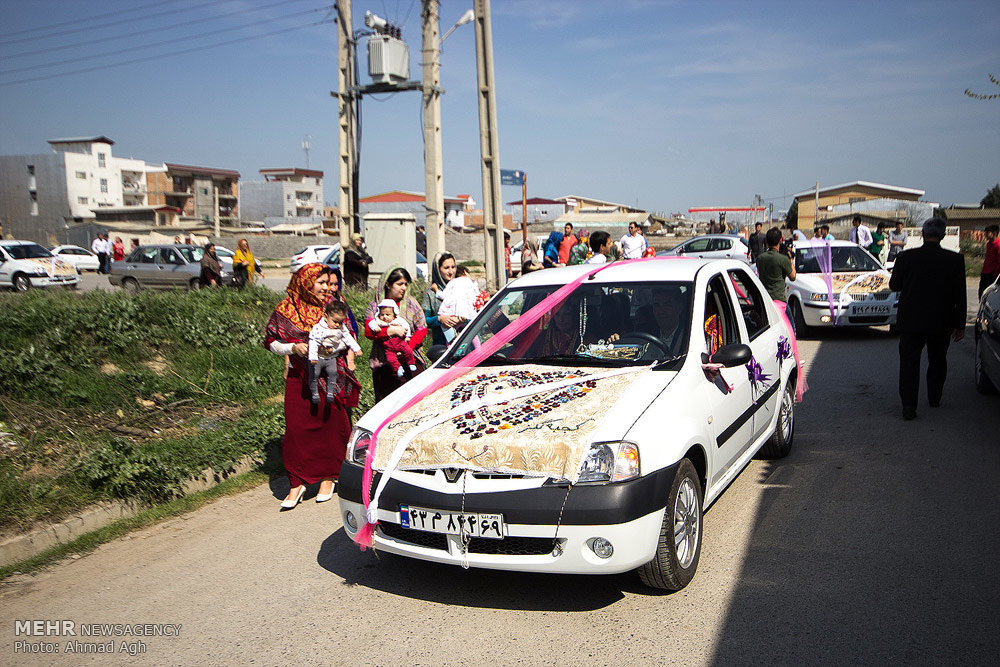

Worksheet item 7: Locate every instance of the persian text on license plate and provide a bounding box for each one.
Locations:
[850,303,890,316]
[399,505,505,539]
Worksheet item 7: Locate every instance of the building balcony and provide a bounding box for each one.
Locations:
[295,200,313,208]
[122,181,146,193]
[217,192,237,200]
[163,189,193,197]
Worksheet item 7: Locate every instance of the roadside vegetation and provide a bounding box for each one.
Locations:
[0,283,380,537]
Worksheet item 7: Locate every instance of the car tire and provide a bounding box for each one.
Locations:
[760,381,795,458]
[122,277,141,294]
[12,273,31,293]
[975,334,998,395]
[637,458,702,591]
[189,278,202,291]
[790,299,811,339]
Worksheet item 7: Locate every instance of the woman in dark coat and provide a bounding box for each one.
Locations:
[263,263,360,509]
[200,243,223,287]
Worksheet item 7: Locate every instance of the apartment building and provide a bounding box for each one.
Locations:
[145,162,240,224]
[0,136,147,244]
[240,168,324,226]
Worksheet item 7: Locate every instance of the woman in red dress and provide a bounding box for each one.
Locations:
[263,263,359,509]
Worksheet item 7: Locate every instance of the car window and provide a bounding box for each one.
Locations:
[726,269,769,340]
[795,245,881,273]
[158,248,180,264]
[138,247,158,264]
[1,243,52,259]
[705,274,742,355]
[126,248,142,262]
[709,238,732,252]
[322,247,340,264]
[685,238,711,252]
[215,248,233,258]
[445,281,693,368]
[177,247,202,263]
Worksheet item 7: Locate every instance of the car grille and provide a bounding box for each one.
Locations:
[849,291,892,302]
[377,522,561,556]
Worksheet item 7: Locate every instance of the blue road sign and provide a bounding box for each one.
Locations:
[500,169,525,186]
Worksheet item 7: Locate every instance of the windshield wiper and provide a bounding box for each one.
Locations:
[529,354,631,367]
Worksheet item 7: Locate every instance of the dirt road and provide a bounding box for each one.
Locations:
[3,304,998,665]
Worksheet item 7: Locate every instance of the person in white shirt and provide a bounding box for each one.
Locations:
[308,300,361,404]
[620,222,647,259]
[849,215,873,247]
[91,234,109,274]
[585,231,611,264]
[436,265,480,341]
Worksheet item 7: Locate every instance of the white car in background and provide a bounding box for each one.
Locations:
[50,245,100,273]
[338,258,797,591]
[0,240,80,291]
[290,245,337,273]
[784,240,898,335]
[658,234,752,263]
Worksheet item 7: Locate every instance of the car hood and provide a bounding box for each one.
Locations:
[22,257,75,276]
[356,363,673,482]
[793,271,892,294]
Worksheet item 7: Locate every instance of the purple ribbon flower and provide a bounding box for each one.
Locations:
[745,356,771,393]
[776,336,791,363]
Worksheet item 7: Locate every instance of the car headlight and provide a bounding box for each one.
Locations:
[577,441,640,484]
[347,427,373,465]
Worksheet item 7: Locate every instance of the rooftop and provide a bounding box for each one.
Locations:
[792,180,925,199]
[164,162,240,178]
[49,136,115,145]
[259,168,324,179]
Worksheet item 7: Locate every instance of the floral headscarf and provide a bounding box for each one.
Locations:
[274,263,331,330]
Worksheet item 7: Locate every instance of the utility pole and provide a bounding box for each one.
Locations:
[213,184,220,237]
[422,0,445,261]
[336,1,357,248]
[473,0,505,289]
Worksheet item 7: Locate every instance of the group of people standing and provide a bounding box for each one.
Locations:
[90,233,124,273]
[521,221,651,273]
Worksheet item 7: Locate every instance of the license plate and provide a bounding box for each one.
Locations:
[850,303,890,316]
[399,505,505,540]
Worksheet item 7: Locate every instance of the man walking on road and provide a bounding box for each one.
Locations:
[849,215,873,248]
[748,222,767,262]
[91,233,107,275]
[979,224,999,300]
[889,217,966,420]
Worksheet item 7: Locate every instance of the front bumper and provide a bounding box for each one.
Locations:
[336,461,678,575]
[799,298,897,327]
[29,274,79,288]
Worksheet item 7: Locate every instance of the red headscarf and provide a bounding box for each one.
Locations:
[274,263,330,331]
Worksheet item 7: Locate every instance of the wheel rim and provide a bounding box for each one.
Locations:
[673,478,700,569]
[14,276,29,292]
[780,386,794,440]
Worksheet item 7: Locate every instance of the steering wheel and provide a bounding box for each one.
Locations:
[616,331,669,356]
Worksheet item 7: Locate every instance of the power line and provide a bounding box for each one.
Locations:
[4,0,312,61]
[0,0,174,39]
[0,4,329,77]
[0,0,235,47]
[0,17,335,87]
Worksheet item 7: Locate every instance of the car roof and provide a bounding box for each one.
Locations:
[507,257,746,287]
[0,240,40,246]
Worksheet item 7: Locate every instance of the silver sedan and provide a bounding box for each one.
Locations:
[109,245,231,292]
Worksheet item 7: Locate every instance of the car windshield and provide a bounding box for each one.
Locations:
[322,246,340,263]
[795,246,881,273]
[177,247,201,263]
[1,243,52,259]
[442,281,693,369]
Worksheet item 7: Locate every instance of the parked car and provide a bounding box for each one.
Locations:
[214,245,262,276]
[108,244,231,292]
[784,240,898,335]
[338,258,797,591]
[416,250,427,280]
[50,244,101,273]
[290,244,337,273]
[658,234,751,263]
[0,240,80,291]
[975,275,1000,394]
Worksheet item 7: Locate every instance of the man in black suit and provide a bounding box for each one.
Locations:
[889,217,966,420]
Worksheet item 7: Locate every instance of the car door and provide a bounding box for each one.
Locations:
[726,268,783,441]
[706,237,734,259]
[699,272,757,482]
[0,247,12,286]
[130,247,160,286]
[158,247,189,288]
[981,283,1000,383]
[677,237,712,258]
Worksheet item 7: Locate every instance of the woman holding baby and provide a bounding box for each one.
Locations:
[364,267,428,402]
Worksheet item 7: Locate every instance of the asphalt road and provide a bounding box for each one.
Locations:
[3,284,997,665]
[71,270,294,294]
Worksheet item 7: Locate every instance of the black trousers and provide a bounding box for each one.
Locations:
[980,272,998,300]
[898,331,951,409]
[96,252,108,273]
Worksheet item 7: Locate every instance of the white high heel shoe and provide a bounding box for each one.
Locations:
[280,485,306,509]
[315,481,337,503]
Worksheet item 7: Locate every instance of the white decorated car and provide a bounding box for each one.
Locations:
[50,244,100,273]
[338,258,799,591]
[784,240,898,334]
[0,241,80,291]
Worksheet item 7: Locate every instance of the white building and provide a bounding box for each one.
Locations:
[0,136,148,244]
[240,168,324,227]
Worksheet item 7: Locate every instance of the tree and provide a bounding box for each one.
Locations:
[965,73,1000,101]
[982,184,1000,209]
[785,200,798,228]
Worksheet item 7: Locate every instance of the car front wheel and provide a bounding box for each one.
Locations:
[790,299,810,339]
[12,273,31,292]
[975,334,998,394]
[637,458,702,591]
[122,277,141,294]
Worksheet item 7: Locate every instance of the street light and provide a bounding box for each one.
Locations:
[441,9,474,44]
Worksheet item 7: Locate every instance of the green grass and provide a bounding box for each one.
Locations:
[0,468,270,580]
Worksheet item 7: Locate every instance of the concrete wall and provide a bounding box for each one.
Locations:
[208,234,335,259]
[0,152,71,244]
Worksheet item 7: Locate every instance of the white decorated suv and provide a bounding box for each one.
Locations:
[338,258,799,591]
[0,240,80,292]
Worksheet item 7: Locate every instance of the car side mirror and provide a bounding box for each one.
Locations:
[675,246,685,254]
[427,345,448,362]
[710,343,752,368]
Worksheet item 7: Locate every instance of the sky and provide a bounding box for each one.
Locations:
[1,0,998,216]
